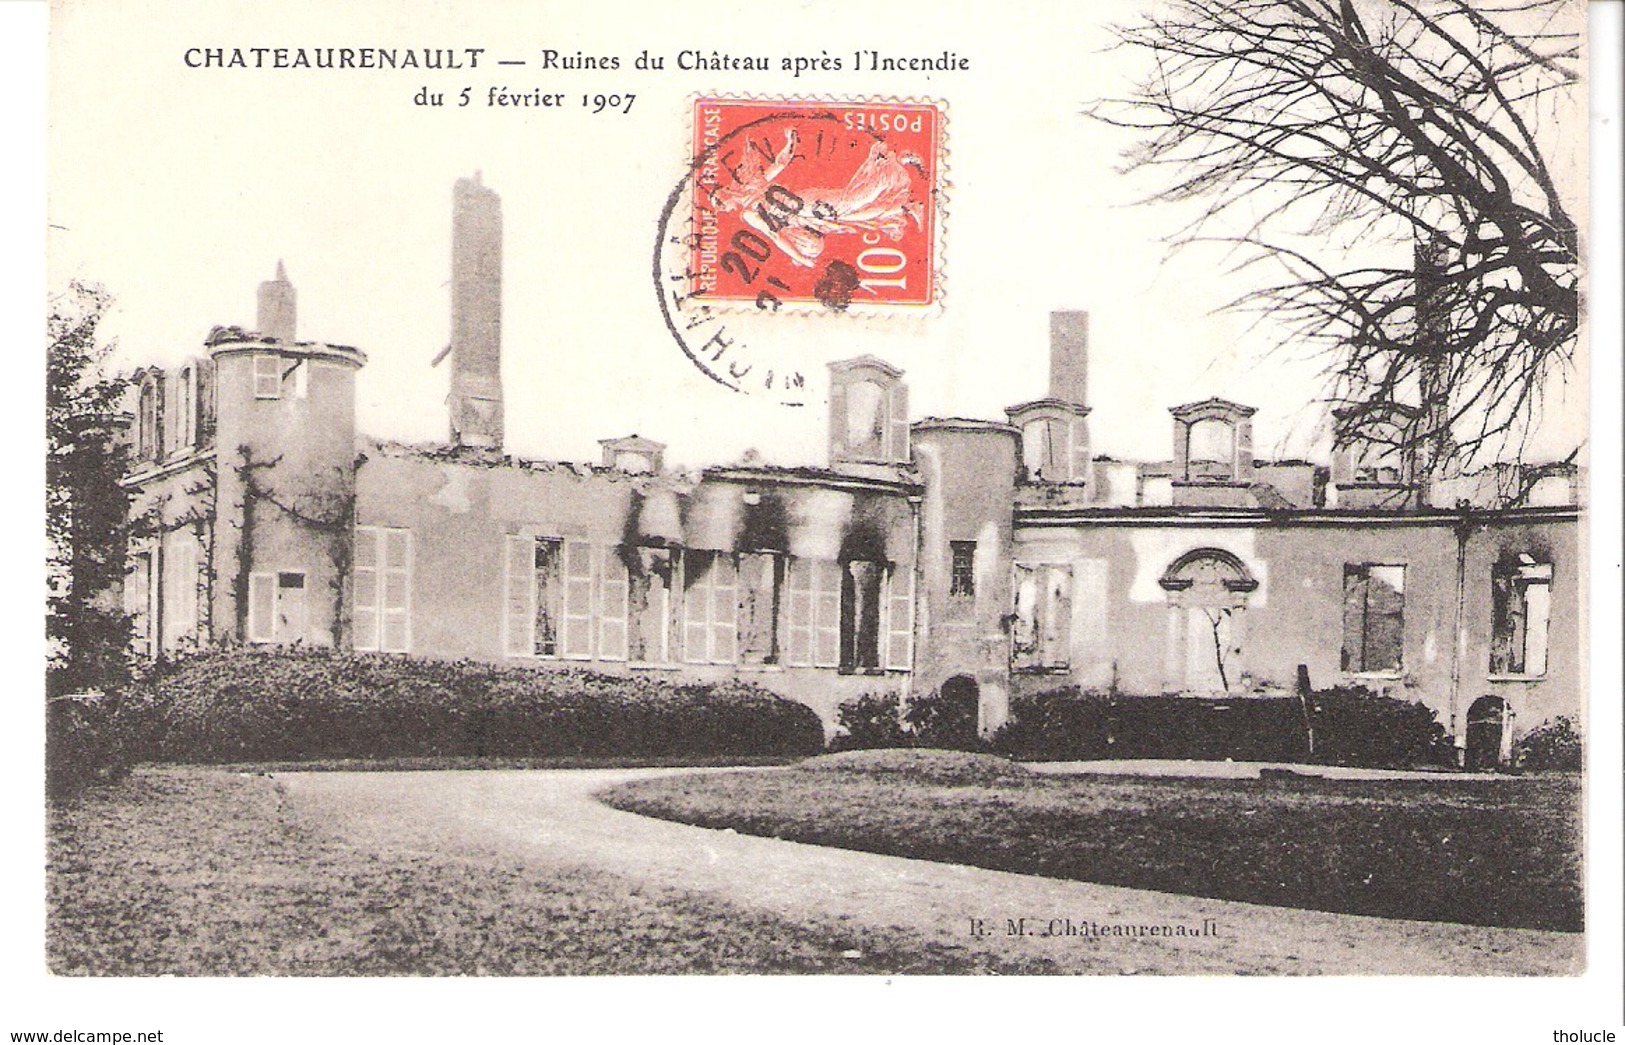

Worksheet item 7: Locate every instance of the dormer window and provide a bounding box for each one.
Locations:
[1022,418,1065,478]
[828,356,909,466]
[1170,398,1255,485]
[1186,419,1236,480]
[136,374,162,462]
[599,435,666,475]
[1354,463,1403,485]
[253,353,282,399]
[1005,399,1091,484]
[172,365,196,453]
[845,379,888,459]
[1330,403,1421,509]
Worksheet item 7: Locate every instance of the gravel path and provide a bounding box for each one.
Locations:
[276,768,1582,976]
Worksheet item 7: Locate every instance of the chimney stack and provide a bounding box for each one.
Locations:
[1048,310,1088,407]
[448,171,505,448]
[1414,235,1457,491]
[256,260,297,342]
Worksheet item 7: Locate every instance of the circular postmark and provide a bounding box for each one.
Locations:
[654,98,943,405]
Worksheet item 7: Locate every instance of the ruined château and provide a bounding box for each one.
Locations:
[121,176,1582,769]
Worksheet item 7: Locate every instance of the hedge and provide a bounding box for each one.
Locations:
[829,692,912,752]
[993,685,1452,769]
[115,647,825,763]
[1513,716,1582,772]
[830,687,987,752]
[47,693,131,801]
[1304,686,1452,768]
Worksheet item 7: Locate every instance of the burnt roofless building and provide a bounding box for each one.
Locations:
[121,176,1582,766]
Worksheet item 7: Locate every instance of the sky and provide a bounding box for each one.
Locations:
[46,0,1587,473]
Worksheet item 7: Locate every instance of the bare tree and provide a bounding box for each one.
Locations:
[1094,0,1582,473]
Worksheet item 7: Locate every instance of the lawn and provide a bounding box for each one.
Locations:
[598,751,1583,932]
[46,767,1057,975]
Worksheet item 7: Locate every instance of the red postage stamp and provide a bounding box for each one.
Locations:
[689,98,943,311]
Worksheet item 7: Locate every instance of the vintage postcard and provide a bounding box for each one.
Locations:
[26,0,1621,1039]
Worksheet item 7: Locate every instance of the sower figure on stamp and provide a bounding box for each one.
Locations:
[712,128,926,268]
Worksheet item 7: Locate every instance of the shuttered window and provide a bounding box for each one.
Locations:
[784,558,841,668]
[169,539,198,638]
[253,354,282,399]
[354,526,411,653]
[884,565,914,671]
[562,540,595,659]
[683,551,738,664]
[598,547,629,662]
[504,536,564,658]
[249,570,307,643]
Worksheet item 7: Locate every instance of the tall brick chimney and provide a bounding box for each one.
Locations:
[448,171,504,448]
[1048,310,1088,407]
[256,260,297,342]
[1414,236,1456,491]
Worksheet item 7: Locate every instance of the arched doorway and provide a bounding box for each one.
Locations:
[1465,696,1507,771]
[1159,549,1258,693]
[935,675,982,748]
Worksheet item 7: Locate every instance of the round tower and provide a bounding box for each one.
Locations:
[910,417,1020,735]
[209,265,366,646]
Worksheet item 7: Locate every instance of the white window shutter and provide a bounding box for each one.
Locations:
[1042,565,1074,668]
[598,546,629,662]
[887,380,910,463]
[828,381,848,458]
[710,554,738,664]
[248,572,275,642]
[1070,416,1090,483]
[503,535,534,657]
[381,529,411,653]
[785,557,813,667]
[187,366,201,447]
[353,527,379,651]
[562,540,595,659]
[683,551,711,664]
[813,560,841,668]
[1011,564,1038,665]
[885,565,914,671]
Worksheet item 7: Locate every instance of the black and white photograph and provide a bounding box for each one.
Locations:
[13,0,1624,1039]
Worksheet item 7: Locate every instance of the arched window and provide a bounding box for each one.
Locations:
[137,376,161,462]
